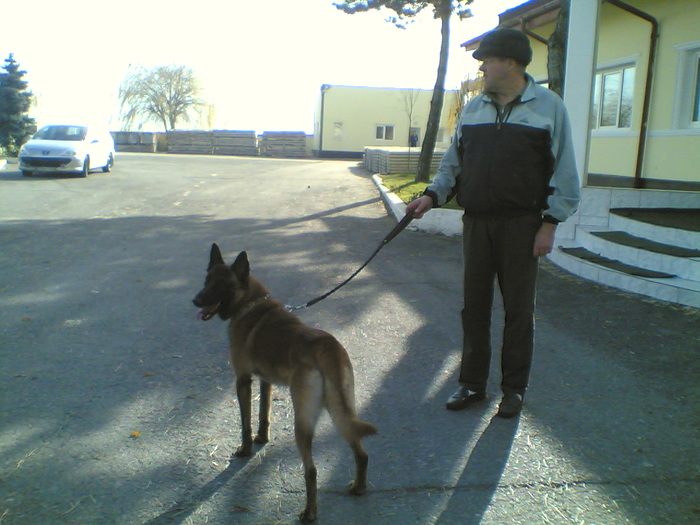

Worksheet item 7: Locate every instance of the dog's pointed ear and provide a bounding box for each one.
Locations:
[208,243,225,271]
[232,251,250,282]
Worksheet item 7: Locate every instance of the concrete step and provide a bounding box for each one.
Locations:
[559,246,676,278]
[578,227,700,281]
[553,186,700,308]
[609,208,700,248]
[552,206,700,308]
[550,245,700,308]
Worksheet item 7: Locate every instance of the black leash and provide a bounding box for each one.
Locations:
[285,210,415,311]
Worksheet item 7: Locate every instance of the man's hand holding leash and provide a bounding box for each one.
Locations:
[405,195,433,219]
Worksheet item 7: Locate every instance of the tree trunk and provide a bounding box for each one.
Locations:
[415,1,451,183]
[547,0,570,97]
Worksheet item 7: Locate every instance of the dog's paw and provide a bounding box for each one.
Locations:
[234,444,253,457]
[348,480,366,496]
[299,508,317,523]
[253,434,269,445]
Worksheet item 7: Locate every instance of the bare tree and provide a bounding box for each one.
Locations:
[401,89,421,173]
[446,73,482,132]
[119,65,204,132]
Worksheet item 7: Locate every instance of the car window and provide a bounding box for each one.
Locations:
[34,126,88,141]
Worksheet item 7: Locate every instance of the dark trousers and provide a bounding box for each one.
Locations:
[459,213,541,395]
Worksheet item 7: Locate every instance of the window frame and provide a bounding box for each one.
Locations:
[694,56,700,124]
[673,41,700,131]
[591,62,636,130]
[375,125,395,141]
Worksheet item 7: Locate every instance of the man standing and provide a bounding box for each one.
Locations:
[406,28,580,418]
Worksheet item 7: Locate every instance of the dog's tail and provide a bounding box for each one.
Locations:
[311,334,377,440]
[349,417,378,439]
[320,349,377,440]
[326,386,378,441]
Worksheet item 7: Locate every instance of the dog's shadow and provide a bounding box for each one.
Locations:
[142,454,252,525]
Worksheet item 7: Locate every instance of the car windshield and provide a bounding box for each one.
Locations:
[33,126,88,142]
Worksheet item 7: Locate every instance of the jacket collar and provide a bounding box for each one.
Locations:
[483,73,538,104]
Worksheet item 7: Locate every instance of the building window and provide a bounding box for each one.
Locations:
[376,125,394,140]
[334,122,343,140]
[672,41,700,130]
[591,65,635,129]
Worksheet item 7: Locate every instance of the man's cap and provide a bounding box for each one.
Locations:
[472,28,532,65]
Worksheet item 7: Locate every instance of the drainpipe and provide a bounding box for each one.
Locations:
[604,0,659,189]
[520,23,549,46]
[318,84,330,158]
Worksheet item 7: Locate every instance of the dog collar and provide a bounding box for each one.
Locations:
[233,294,271,322]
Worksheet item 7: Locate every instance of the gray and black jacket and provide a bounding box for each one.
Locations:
[425,74,580,224]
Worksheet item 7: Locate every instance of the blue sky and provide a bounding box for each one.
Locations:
[1,0,525,133]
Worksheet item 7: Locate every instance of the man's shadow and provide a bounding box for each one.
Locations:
[436,413,520,524]
[143,457,245,525]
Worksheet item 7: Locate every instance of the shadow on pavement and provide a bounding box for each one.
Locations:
[143,460,245,525]
[1,162,698,524]
[436,416,520,524]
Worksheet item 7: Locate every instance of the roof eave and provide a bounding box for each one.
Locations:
[460,0,562,51]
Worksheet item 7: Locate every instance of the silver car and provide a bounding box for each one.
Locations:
[19,125,115,177]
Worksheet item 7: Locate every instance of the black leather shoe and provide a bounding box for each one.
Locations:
[446,385,486,410]
[497,393,523,418]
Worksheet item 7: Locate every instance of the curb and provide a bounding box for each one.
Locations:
[371,174,463,236]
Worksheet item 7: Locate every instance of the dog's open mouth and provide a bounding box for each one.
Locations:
[197,303,220,321]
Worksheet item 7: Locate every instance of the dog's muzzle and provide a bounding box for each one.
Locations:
[193,299,220,321]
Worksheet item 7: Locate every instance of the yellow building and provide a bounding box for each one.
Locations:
[459,0,700,308]
[313,84,459,158]
[463,0,700,189]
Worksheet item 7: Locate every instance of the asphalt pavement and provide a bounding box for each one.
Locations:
[0,153,698,525]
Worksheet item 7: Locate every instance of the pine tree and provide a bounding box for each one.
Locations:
[0,54,37,156]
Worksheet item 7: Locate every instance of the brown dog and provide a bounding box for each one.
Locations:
[192,244,377,523]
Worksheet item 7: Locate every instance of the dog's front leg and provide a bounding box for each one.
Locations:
[254,380,271,444]
[234,375,254,457]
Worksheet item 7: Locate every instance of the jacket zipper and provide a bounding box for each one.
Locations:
[495,102,515,130]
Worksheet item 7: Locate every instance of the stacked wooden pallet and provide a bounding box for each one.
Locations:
[259,132,307,158]
[167,131,214,155]
[213,130,257,156]
[364,147,380,172]
[364,146,445,175]
[111,132,157,153]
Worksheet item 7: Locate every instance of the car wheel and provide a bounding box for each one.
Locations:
[81,157,90,178]
[22,170,32,177]
[102,153,114,173]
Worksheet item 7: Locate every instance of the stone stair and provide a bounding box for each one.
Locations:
[550,187,700,309]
